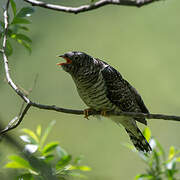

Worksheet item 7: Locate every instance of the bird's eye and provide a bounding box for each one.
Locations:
[74,56,79,61]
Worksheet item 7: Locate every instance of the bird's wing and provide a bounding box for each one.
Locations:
[124,80,149,114]
[101,64,149,125]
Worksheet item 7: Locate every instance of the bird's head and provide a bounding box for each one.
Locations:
[57,51,93,75]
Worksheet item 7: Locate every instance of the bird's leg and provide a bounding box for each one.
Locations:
[84,108,93,119]
[101,110,107,116]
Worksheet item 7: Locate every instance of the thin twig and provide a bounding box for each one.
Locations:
[0,104,31,135]
[24,0,160,14]
[18,74,38,116]
[25,102,180,122]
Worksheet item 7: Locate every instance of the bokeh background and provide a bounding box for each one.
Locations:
[1,0,180,179]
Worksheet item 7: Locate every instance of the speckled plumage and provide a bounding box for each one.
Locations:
[59,51,151,153]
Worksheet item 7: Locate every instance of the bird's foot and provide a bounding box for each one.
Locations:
[84,108,93,120]
[101,110,107,116]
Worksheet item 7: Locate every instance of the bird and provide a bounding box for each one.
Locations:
[57,51,152,153]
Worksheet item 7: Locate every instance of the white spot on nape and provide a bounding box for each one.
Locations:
[93,58,109,70]
[92,58,98,66]
[77,52,83,55]
[101,62,109,70]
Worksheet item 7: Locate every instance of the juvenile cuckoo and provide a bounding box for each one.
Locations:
[57,51,152,153]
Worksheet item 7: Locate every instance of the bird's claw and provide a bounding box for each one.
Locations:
[84,109,107,119]
[84,108,92,120]
[101,110,107,116]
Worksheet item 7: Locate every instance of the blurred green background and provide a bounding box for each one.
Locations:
[1,0,180,179]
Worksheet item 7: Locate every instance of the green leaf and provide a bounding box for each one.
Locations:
[169,146,175,160]
[40,120,56,148]
[135,174,154,179]
[5,161,27,169]
[71,165,91,171]
[17,173,34,180]
[143,127,151,142]
[176,157,180,162]
[0,25,3,33]
[5,155,32,170]
[16,7,35,18]
[10,25,29,32]
[7,29,13,37]
[56,155,72,169]
[21,128,39,144]
[10,0,16,17]
[18,26,29,31]
[165,168,177,178]
[78,165,91,171]
[36,125,41,137]
[11,33,32,53]
[15,33,32,43]
[153,151,160,172]
[74,155,84,165]
[12,17,31,25]
[56,146,68,159]
[42,141,59,155]
[69,172,86,178]
[156,139,165,159]
[0,20,5,29]
[5,40,13,56]
[21,41,32,54]
[44,154,54,162]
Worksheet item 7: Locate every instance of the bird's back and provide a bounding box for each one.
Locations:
[100,62,149,125]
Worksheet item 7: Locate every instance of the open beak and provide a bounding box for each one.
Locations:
[57,55,72,66]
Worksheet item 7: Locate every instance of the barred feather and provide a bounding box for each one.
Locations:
[60,51,152,153]
[125,128,152,153]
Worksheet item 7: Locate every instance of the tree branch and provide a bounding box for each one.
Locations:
[23,0,160,14]
[1,0,178,136]
[22,102,180,122]
[2,0,30,104]
[0,104,31,135]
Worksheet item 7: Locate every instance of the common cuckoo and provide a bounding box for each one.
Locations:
[57,51,152,153]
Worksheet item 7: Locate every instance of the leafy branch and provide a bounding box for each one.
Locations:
[127,128,180,179]
[5,121,91,180]
[0,0,34,55]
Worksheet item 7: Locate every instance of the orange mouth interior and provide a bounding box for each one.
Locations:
[57,57,72,66]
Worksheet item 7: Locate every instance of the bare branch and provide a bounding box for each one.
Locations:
[25,102,180,122]
[2,99,180,135]
[24,0,160,14]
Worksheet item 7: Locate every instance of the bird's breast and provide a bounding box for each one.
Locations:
[73,72,115,111]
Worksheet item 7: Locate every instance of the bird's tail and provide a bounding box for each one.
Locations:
[125,128,152,153]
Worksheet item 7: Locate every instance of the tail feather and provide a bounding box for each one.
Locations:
[125,128,152,153]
